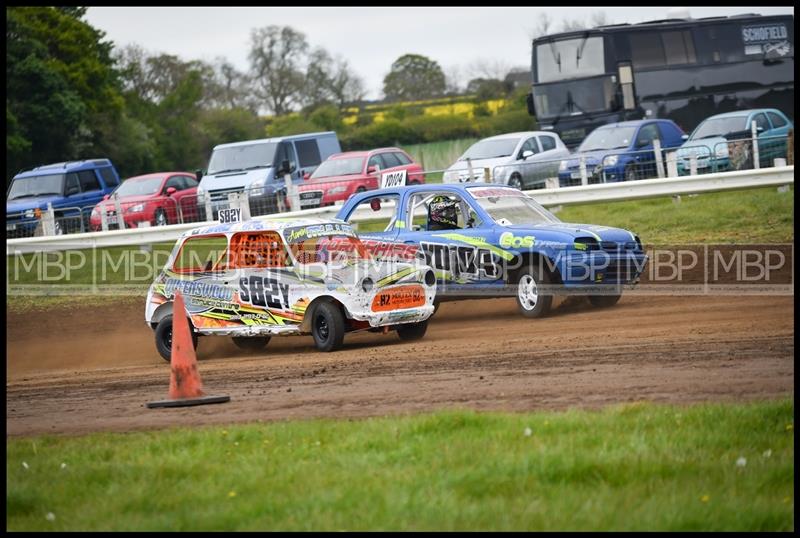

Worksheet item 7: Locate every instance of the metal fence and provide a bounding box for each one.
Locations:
[7,132,792,239]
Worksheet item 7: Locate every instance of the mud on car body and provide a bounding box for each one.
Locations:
[336,184,648,318]
[145,218,436,361]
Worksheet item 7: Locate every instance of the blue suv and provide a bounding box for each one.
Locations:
[7,159,121,237]
[558,120,686,186]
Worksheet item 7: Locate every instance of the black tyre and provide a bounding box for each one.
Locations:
[396,319,428,341]
[154,208,168,226]
[625,165,638,182]
[588,293,622,308]
[508,174,523,190]
[155,314,198,362]
[232,336,271,351]
[311,301,345,352]
[355,186,367,193]
[514,263,553,318]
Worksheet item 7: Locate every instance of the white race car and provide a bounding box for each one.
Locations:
[145,218,436,361]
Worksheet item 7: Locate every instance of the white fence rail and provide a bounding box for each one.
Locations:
[6,166,793,255]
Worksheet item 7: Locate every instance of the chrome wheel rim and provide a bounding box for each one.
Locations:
[517,274,538,310]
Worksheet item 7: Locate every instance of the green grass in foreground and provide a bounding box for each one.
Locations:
[6,400,794,531]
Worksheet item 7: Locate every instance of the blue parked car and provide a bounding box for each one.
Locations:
[675,109,793,175]
[6,159,121,237]
[558,120,686,186]
[336,184,648,318]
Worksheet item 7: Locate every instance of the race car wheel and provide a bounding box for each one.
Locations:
[155,315,198,362]
[508,174,523,190]
[231,336,271,351]
[588,293,622,308]
[311,302,345,352]
[515,265,552,318]
[396,319,428,341]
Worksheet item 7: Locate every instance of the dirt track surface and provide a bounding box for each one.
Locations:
[7,295,794,437]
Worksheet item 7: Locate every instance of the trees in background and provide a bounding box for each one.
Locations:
[383,54,447,102]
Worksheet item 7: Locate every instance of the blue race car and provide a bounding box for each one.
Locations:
[336,183,648,318]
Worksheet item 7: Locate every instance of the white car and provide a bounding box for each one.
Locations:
[442,131,571,189]
[145,218,436,360]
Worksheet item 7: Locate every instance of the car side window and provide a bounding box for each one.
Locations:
[519,138,539,158]
[181,175,199,189]
[394,152,412,165]
[767,112,787,129]
[380,152,402,168]
[65,173,80,195]
[295,139,322,168]
[636,124,660,147]
[78,170,101,192]
[407,191,478,231]
[345,194,401,233]
[165,176,183,192]
[367,154,384,171]
[538,135,556,152]
[173,235,229,273]
[753,113,770,132]
[274,142,298,172]
[229,231,290,268]
[99,167,119,187]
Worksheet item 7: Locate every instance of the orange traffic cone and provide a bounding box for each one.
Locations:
[147,290,230,408]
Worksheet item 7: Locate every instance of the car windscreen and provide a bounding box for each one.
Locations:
[7,174,65,200]
[460,138,520,161]
[207,142,278,175]
[578,126,637,151]
[690,116,749,140]
[310,157,364,179]
[468,186,560,226]
[115,176,163,197]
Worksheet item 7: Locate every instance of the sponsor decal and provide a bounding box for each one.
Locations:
[499,232,535,249]
[371,284,426,312]
[164,277,234,301]
[742,24,791,56]
[468,186,521,198]
[420,241,501,280]
[285,223,356,243]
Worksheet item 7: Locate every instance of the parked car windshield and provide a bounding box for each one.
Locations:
[7,174,64,200]
[310,157,364,179]
[459,138,520,161]
[690,116,749,140]
[468,186,559,225]
[579,126,637,151]
[115,176,163,197]
[207,142,278,175]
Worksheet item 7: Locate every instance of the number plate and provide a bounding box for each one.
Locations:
[106,215,117,224]
[371,285,426,312]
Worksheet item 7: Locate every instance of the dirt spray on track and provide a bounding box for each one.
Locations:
[6,295,794,436]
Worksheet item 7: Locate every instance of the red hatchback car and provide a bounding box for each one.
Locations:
[296,148,424,209]
[89,172,199,231]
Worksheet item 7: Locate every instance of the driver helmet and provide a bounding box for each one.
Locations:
[428,195,459,230]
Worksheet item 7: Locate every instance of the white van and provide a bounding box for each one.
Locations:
[197,131,341,217]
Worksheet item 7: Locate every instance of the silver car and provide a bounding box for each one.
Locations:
[442,131,571,190]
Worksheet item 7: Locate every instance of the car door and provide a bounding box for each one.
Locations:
[765,111,792,163]
[397,189,503,293]
[375,152,408,188]
[631,123,661,179]
[292,138,324,182]
[513,137,540,187]
[391,150,424,184]
[339,191,402,243]
[534,134,566,188]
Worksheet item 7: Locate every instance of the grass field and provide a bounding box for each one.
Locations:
[401,137,478,175]
[6,399,793,531]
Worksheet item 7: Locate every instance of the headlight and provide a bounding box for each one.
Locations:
[361,277,374,292]
[196,186,205,201]
[127,203,144,213]
[559,160,568,171]
[604,155,618,166]
[91,207,99,217]
[249,176,268,197]
[24,209,35,218]
[442,170,458,183]
[328,185,348,195]
[715,146,728,158]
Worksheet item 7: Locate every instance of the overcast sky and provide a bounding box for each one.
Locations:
[85,6,794,100]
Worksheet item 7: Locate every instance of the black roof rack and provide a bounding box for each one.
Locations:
[637,18,688,25]
[596,22,630,29]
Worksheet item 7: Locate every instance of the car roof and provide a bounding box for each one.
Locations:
[328,147,406,159]
[703,109,779,120]
[15,159,113,178]
[183,217,349,238]
[212,132,336,150]
[354,182,520,198]
[481,131,554,141]
[595,120,665,130]
[123,172,189,182]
